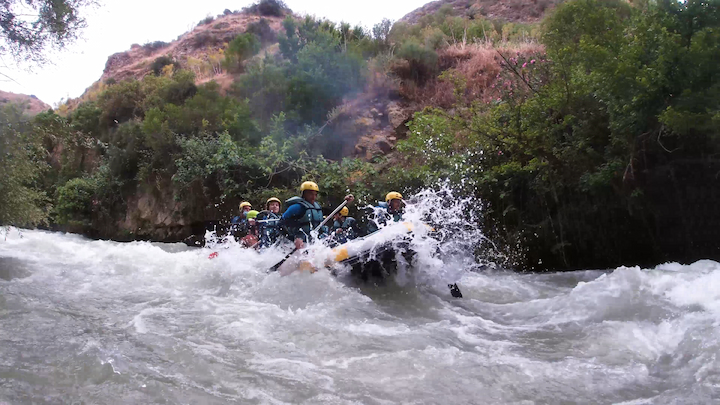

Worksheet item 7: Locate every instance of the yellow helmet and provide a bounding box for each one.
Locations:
[385,191,403,202]
[300,181,319,192]
[340,207,349,216]
[266,197,281,207]
[239,201,252,210]
[246,210,259,220]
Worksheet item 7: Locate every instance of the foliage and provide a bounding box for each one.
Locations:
[395,39,438,84]
[243,0,290,17]
[198,16,214,26]
[391,0,720,269]
[372,19,393,52]
[54,176,96,226]
[247,18,277,44]
[143,41,169,51]
[53,162,123,230]
[0,104,49,226]
[389,5,541,47]
[224,33,261,72]
[150,56,175,76]
[0,0,90,65]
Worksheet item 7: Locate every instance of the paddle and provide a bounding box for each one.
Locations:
[268,199,350,273]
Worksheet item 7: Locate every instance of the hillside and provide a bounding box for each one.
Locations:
[5,0,718,271]
[62,10,287,112]
[0,90,51,115]
[100,13,285,85]
[400,0,564,24]
[40,0,551,244]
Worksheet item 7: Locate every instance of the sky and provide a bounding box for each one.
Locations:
[2,0,429,106]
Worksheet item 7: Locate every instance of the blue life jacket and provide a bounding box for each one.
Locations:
[284,196,324,241]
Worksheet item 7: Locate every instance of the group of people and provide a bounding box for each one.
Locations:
[229,181,405,250]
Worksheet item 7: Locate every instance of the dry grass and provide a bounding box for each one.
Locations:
[398,41,544,108]
[401,0,565,25]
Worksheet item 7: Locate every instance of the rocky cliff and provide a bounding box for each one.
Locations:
[0,90,51,115]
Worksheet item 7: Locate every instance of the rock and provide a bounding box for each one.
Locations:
[376,136,393,153]
[103,51,133,75]
[355,117,376,128]
[387,101,408,129]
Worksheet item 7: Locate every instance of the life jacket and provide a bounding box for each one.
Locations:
[230,217,249,238]
[258,211,281,247]
[332,216,358,243]
[284,196,324,240]
[377,202,404,223]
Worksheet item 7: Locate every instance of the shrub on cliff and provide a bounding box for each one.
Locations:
[395,39,438,84]
[232,58,289,126]
[247,19,277,44]
[243,0,289,17]
[150,56,175,76]
[224,33,261,72]
[143,41,168,52]
[198,16,214,26]
[97,79,144,128]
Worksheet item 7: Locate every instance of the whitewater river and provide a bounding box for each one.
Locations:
[1,227,720,404]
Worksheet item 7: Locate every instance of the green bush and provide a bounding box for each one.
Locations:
[158,70,197,105]
[224,33,261,72]
[233,58,289,126]
[54,177,96,226]
[97,79,144,127]
[150,56,175,76]
[395,39,438,83]
[0,104,49,227]
[69,101,103,138]
[247,18,277,44]
[244,0,290,17]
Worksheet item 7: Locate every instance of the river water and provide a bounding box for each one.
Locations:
[1,224,720,404]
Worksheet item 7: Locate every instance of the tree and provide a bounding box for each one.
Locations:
[372,18,392,51]
[0,0,91,66]
[0,104,49,227]
[223,33,261,72]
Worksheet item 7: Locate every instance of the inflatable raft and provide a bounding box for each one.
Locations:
[274,221,428,278]
[327,221,419,279]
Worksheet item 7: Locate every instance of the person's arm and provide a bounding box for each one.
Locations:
[281,204,304,221]
[281,204,306,248]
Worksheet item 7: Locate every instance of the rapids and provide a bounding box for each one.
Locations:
[2,221,720,403]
